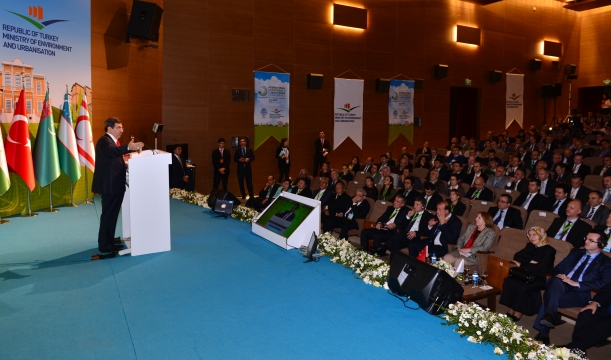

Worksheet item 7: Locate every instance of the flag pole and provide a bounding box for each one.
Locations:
[82,167,93,204]
[22,190,38,217]
[67,181,78,207]
[43,182,59,212]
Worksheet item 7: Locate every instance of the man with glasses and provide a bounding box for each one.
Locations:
[322,188,370,240]
[488,194,522,229]
[546,200,591,249]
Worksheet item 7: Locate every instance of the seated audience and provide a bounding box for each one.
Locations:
[385,197,434,261]
[465,177,494,202]
[443,212,496,267]
[317,162,331,178]
[546,200,591,249]
[406,201,461,259]
[489,194,522,229]
[291,178,313,197]
[322,188,370,240]
[339,164,353,182]
[360,194,409,255]
[246,175,281,212]
[514,179,547,213]
[292,169,311,188]
[565,280,611,354]
[582,190,611,226]
[362,176,379,201]
[348,157,361,172]
[448,189,466,217]
[379,175,397,201]
[312,177,332,208]
[544,183,570,216]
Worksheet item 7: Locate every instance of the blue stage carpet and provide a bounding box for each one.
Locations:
[0,198,498,359]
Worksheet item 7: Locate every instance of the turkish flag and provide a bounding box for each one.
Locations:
[416,245,428,262]
[5,89,36,191]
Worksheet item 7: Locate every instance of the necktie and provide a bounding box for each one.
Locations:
[602,167,608,176]
[220,149,223,157]
[570,255,591,282]
[604,189,611,204]
[552,200,560,212]
[493,210,504,225]
[242,148,246,157]
[315,190,324,200]
[571,188,577,199]
[473,189,481,199]
[587,206,596,220]
[345,207,353,217]
[297,189,302,194]
[116,140,120,146]
[540,181,546,194]
[493,178,498,187]
[389,208,399,220]
[522,193,533,209]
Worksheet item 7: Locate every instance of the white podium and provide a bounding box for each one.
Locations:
[120,150,172,256]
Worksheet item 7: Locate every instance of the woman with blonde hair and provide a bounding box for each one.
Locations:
[499,226,556,321]
[443,212,496,267]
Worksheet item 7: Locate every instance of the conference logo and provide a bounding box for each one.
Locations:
[393,110,398,118]
[6,6,68,30]
[260,108,267,117]
[271,109,282,114]
[258,86,267,96]
[338,103,360,113]
[391,92,398,100]
[508,93,521,101]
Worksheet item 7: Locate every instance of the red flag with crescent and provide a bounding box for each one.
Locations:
[5,88,36,191]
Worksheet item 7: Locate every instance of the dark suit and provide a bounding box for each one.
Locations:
[275,146,291,182]
[290,186,313,198]
[465,186,494,201]
[567,281,611,352]
[451,201,467,217]
[465,173,488,187]
[313,138,331,174]
[546,218,592,249]
[91,134,131,253]
[416,147,431,156]
[423,192,443,211]
[276,210,297,221]
[407,214,461,257]
[212,148,231,191]
[506,178,529,193]
[363,186,378,201]
[326,192,352,216]
[544,197,569,216]
[246,184,280,212]
[571,164,591,179]
[534,249,611,336]
[593,165,611,177]
[552,172,570,184]
[539,178,557,198]
[386,210,435,260]
[234,147,255,198]
[401,189,421,207]
[514,192,547,213]
[322,200,370,239]
[570,186,591,204]
[169,154,186,189]
[581,204,611,226]
[360,206,409,252]
[539,150,553,165]
[489,206,523,229]
[312,188,333,208]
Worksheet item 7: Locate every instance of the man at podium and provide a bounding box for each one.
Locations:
[91,117,143,260]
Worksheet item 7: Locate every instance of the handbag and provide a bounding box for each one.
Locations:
[509,267,536,284]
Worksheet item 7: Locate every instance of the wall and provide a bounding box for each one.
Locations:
[162,0,581,194]
[578,6,611,90]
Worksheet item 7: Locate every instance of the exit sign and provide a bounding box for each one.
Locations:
[465,79,472,86]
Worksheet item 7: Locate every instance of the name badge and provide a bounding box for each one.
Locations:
[555,234,562,239]
[347,213,354,220]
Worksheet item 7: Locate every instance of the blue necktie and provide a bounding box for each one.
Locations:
[571,255,590,282]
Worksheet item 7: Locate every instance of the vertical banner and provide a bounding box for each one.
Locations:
[388,79,415,145]
[334,78,363,150]
[506,73,524,129]
[254,71,290,150]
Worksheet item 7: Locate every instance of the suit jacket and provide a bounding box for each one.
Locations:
[377,206,409,229]
[489,206,523,229]
[327,192,352,215]
[234,147,255,172]
[363,186,379,201]
[450,201,467,217]
[514,192,547,213]
[486,176,510,190]
[275,146,290,169]
[404,210,435,238]
[291,186,313,198]
[454,225,497,262]
[258,184,281,200]
[581,204,611,226]
[423,192,443,211]
[312,188,333,208]
[169,154,186,189]
[427,214,462,254]
[570,186,591,204]
[276,210,296,221]
[416,147,431,156]
[553,249,611,293]
[465,173,488,187]
[314,138,331,161]
[506,178,529,193]
[401,189,421,207]
[573,148,593,158]
[212,148,231,174]
[92,134,130,194]
[571,164,591,178]
[518,152,531,164]
[544,197,569,216]
[591,281,611,316]
[539,178,557,197]
[552,172,570,184]
[465,186,494,201]
[539,150,553,165]
[447,154,466,165]
[344,200,371,220]
[546,217,592,249]
[593,165,611,177]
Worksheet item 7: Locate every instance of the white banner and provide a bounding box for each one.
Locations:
[506,73,524,129]
[333,78,363,149]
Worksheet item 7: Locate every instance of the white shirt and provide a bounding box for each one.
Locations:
[407,211,424,232]
[106,132,119,144]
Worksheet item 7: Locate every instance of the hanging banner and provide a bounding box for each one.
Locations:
[506,73,524,129]
[388,79,415,145]
[254,71,290,150]
[334,78,363,149]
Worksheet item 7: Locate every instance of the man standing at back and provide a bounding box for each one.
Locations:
[212,138,230,191]
[234,137,255,199]
[313,131,330,175]
[91,117,143,260]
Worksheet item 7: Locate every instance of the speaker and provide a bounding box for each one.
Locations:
[414,117,422,127]
[564,64,577,75]
[541,84,552,98]
[375,78,390,93]
[208,189,240,208]
[307,74,323,89]
[127,1,163,42]
[489,70,502,83]
[530,59,542,71]
[551,83,562,98]
[434,64,448,78]
[414,79,424,90]
[388,253,464,315]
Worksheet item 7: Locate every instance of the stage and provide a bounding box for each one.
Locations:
[0,197,501,359]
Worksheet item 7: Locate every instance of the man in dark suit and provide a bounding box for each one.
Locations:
[581,190,611,226]
[422,182,443,210]
[465,162,488,187]
[565,281,611,353]
[601,175,611,205]
[593,155,611,177]
[385,197,435,261]
[406,201,461,258]
[465,177,494,202]
[571,153,591,179]
[312,177,333,208]
[573,141,592,158]
[569,174,591,204]
[544,183,570,216]
[292,169,311,188]
[552,163,570,184]
[246,175,280,212]
[533,230,611,345]
[324,182,352,217]
[536,169,557,197]
[313,131,331,175]
[290,178,313,198]
[537,143,553,166]
[360,193,409,254]
[489,194,523,229]
[212,138,231,191]
[234,137,255,199]
[416,141,431,156]
[525,150,540,172]
[546,200,592,249]
[514,179,547,213]
[169,145,188,189]
[401,177,421,207]
[322,188,370,240]
[91,118,143,260]
[506,169,529,193]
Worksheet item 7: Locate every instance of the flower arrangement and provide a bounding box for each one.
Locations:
[443,302,587,360]
[317,232,390,288]
[169,188,259,223]
[431,259,456,277]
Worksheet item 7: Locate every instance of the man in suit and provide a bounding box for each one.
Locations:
[552,163,570,184]
[506,169,529,193]
[406,201,460,259]
[446,146,466,165]
[234,137,255,199]
[169,145,188,189]
[360,157,374,173]
[514,179,547,213]
[537,168,557,197]
[486,165,510,190]
[379,154,394,173]
[462,155,476,175]
[212,138,231,191]
[569,174,591,204]
[544,135,559,151]
[571,154,591,179]
[537,142,553,166]
[489,194,523,229]
[465,177,494,202]
[312,177,333,208]
[563,147,575,168]
[324,182,352,217]
[292,169,311,188]
[582,190,611,226]
[593,155,611,177]
[290,178,313,198]
[525,150,540,172]
[601,175,611,205]
[465,162,488,187]
[505,156,523,177]
[546,200,592,249]
[91,118,143,260]
[360,193,409,254]
[246,175,280,212]
[545,183,570,216]
[573,140,592,158]
[533,230,611,345]
[416,141,431,156]
[451,162,468,183]
[313,131,331,175]
[517,146,530,164]
[322,188,370,240]
[401,177,421,207]
[422,182,443,211]
[385,197,435,261]
[565,281,611,354]
[593,212,611,251]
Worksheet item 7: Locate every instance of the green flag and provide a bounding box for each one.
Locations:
[57,89,81,183]
[33,89,61,187]
[0,126,10,195]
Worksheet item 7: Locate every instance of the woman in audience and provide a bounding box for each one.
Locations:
[348,157,361,172]
[400,168,412,184]
[443,212,495,267]
[415,156,430,169]
[378,175,396,201]
[370,164,381,183]
[317,162,331,178]
[275,179,292,197]
[499,226,556,322]
[363,176,378,201]
[339,164,354,182]
[602,93,611,115]
[446,174,465,196]
[448,189,466,216]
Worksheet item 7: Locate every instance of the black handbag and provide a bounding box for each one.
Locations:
[509,267,536,284]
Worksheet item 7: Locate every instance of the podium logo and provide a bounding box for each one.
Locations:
[6,6,67,30]
[338,103,360,113]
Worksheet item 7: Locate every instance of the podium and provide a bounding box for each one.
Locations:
[121,150,172,256]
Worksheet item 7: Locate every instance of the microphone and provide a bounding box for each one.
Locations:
[131,136,157,154]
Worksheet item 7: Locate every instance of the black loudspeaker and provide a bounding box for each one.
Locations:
[434,64,448,78]
[375,78,390,93]
[541,84,552,98]
[127,1,163,42]
[388,253,464,315]
[551,83,562,97]
[564,64,577,75]
[307,74,323,89]
[489,70,502,83]
[414,79,424,90]
[530,59,542,71]
[208,189,240,208]
[414,117,422,127]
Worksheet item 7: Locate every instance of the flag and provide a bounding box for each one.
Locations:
[75,92,95,172]
[0,127,10,195]
[5,89,36,191]
[416,245,428,262]
[33,88,61,187]
[57,89,81,183]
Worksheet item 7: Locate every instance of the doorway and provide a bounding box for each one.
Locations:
[578,86,611,115]
[449,87,480,142]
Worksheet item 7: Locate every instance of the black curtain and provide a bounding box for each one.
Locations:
[449,87,478,141]
[578,86,609,115]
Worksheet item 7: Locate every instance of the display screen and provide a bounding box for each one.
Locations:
[255,196,314,238]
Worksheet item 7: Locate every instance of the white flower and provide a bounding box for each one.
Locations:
[553,347,571,360]
[514,353,522,360]
[467,336,479,343]
[502,336,509,343]
[510,332,523,344]
[493,347,503,355]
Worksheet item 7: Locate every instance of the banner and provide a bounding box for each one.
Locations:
[506,73,524,129]
[334,78,363,149]
[388,79,415,144]
[254,71,289,150]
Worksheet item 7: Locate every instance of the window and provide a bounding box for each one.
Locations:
[37,100,42,112]
[36,81,41,94]
[26,100,32,112]
[15,73,21,87]
[4,72,10,87]
[25,75,31,89]
[5,99,11,111]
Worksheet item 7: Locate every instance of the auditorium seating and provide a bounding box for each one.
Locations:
[468,199,494,224]
[584,175,603,191]
[524,210,559,230]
